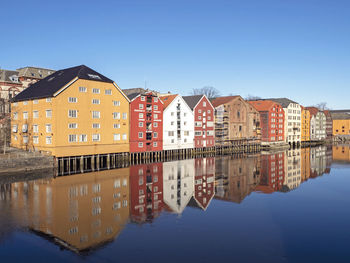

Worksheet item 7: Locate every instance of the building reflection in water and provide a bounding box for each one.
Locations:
[163,159,195,214]
[189,157,215,210]
[333,144,350,163]
[0,146,342,254]
[256,152,285,193]
[130,162,164,223]
[215,155,261,203]
[8,168,130,253]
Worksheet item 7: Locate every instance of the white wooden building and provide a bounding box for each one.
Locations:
[160,94,194,150]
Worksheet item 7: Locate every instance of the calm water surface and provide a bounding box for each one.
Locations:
[0,145,350,263]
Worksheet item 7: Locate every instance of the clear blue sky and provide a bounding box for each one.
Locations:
[1,0,349,109]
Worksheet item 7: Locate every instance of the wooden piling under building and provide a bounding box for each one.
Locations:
[56,139,261,176]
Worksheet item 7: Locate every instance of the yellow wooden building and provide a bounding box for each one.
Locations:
[301,107,310,142]
[11,65,130,157]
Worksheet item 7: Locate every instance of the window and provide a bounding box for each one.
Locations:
[46,136,52,144]
[203,101,206,106]
[153,142,158,147]
[113,112,120,119]
[139,122,143,127]
[154,97,158,102]
[154,114,158,119]
[154,105,158,110]
[46,110,52,118]
[68,97,77,103]
[154,122,158,127]
[122,113,127,119]
[80,134,87,142]
[114,134,120,141]
[113,100,120,106]
[23,112,28,119]
[92,123,100,129]
[138,142,143,148]
[46,98,52,102]
[195,131,202,136]
[105,89,112,95]
[141,96,145,101]
[79,86,87,92]
[33,100,38,104]
[92,111,100,119]
[33,136,39,144]
[139,104,144,109]
[92,99,100,104]
[139,113,144,119]
[23,101,28,105]
[46,124,52,133]
[184,131,189,136]
[33,111,39,118]
[33,124,39,133]
[138,132,143,138]
[113,123,120,129]
[23,135,29,144]
[68,110,77,118]
[92,134,100,142]
[168,131,174,136]
[69,123,78,129]
[69,134,77,142]
[13,112,18,120]
[22,124,28,132]
[122,133,127,140]
[154,132,158,138]
[92,88,100,94]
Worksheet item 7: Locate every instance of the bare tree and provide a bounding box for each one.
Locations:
[245,94,262,101]
[191,86,220,99]
[315,102,329,110]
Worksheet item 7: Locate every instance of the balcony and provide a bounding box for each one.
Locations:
[146,106,152,112]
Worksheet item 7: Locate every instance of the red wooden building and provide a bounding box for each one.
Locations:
[256,152,286,193]
[183,95,215,148]
[125,90,163,153]
[129,163,164,223]
[248,100,285,144]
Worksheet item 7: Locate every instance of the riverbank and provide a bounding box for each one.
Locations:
[0,147,56,176]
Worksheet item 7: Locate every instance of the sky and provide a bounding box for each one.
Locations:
[1,0,349,109]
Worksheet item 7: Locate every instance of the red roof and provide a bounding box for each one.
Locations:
[210,96,240,108]
[305,107,319,117]
[247,100,280,112]
[160,94,177,109]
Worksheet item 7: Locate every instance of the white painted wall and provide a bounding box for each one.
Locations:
[162,95,194,150]
[284,103,302,145]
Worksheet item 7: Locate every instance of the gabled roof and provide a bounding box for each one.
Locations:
[12,65,114,102]
[247,100,280,112]
[210,95,240,108]
[159,94,178,109]
[16,67,54,79]
[0,70,20,84]
[305,107,319,117]
[182,95,204,110]
[264,98,298,108]
[122,88,162,103]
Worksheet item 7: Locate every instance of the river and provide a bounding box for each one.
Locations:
[0,145,349,263]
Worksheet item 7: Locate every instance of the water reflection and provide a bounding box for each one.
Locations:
[0,145,346,256]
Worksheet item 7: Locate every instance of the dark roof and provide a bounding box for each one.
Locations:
[126,93,140,101]
[12,65,114,102]
[182,95,203,110]
[330,112,350,120]
[263,98,298,108]
[330,109,350,114]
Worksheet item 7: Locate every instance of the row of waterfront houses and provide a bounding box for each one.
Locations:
[8,65,349,158]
